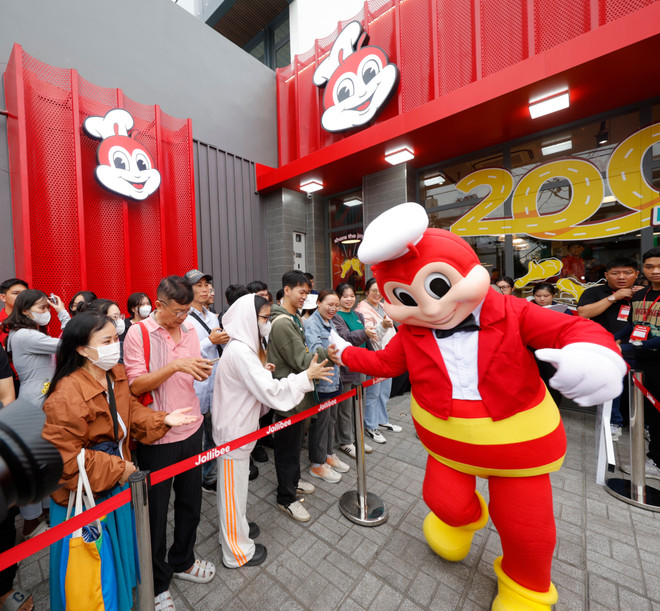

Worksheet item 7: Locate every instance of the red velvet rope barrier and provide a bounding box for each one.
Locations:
[632,375,659,410]
[0,384,365,571]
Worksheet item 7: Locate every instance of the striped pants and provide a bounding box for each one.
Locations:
[217,457,254,568]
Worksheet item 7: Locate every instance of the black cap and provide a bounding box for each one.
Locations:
[184,269,213,285]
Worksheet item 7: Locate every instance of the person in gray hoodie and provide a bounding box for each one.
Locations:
[267,271,331,523]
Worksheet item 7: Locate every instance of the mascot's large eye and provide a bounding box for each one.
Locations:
[393,288,418,307]
[424,273,451,299]
[335,76,355,104]
[112,150,130,170]
[134,151,151,172]
[361,58,381,84]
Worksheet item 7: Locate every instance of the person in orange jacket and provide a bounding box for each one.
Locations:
[330,203,625,610]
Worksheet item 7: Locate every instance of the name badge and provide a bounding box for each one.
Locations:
[631,324,650,341]
[617,304,631,321]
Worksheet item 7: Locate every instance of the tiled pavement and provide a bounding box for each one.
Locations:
[17,393,660,609]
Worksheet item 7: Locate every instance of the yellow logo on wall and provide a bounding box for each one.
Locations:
[450,123,660,240]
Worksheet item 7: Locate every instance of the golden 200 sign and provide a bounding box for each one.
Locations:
[451,123,660,240]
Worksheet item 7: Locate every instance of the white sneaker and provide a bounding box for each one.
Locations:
[296,479,315,494]
[278,500,311,522]
[620,458,660,480]
[646,458,660,479]
[610,424,622,442]
[340,444,356,459]
[364,442,373,454]
[365,428,386,444]
[309,463,342,483]
[380,422,403,433]
[326,454,350,473]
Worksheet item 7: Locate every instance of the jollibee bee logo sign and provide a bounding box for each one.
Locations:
[313,21,399,133]
[83,108,161,200]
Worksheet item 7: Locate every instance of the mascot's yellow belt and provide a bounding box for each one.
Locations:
[412,386,566,478]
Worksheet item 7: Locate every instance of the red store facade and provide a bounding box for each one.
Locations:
[259,0,660,303]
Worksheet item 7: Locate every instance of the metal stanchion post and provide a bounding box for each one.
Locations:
[129,471,155,610]
[604,370,660,511]
[339,384,388,526]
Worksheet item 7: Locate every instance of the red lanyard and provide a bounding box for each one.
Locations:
[641,287,660,323]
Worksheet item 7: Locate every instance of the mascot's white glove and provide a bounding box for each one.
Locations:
[329,330,351,361]
[535,343,627,407]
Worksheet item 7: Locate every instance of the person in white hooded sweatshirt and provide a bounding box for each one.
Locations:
[211,293,334,568]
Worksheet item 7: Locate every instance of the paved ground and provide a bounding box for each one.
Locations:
[17,393,660,609]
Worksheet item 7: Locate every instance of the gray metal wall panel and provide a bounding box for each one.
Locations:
[193,141,267,308]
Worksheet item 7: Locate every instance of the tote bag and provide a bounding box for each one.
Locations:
[60,449,118,611]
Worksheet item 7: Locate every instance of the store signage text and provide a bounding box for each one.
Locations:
[313,21,399,133]
[83,108,161,201]
[451,123,660,241]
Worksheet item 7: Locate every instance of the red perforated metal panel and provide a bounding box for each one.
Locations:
[399,0,433,113]
[275,0,655,167]
[599,0,654,24]
[4,45,196,316]
[480,0,526,77]
[534,0,590,53]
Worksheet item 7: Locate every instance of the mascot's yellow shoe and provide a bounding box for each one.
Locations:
[423,491,488,561]
[492,556,558,610]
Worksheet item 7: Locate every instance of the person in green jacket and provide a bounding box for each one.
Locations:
[267,270,331,523]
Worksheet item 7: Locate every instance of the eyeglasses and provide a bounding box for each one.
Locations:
[160,301,190,318]
[111,314,126,321]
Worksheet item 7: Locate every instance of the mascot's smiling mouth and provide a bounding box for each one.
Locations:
[352,93,375,112]
[122,177,147,190]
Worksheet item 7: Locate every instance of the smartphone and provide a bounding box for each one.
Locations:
[49,293,57,303]
[209,357,221,364]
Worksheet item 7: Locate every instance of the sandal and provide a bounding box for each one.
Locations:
[172,558,216,583]
[0,589,34,611]
[154,590,175,611]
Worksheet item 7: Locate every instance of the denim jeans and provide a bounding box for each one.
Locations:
[363,378,392,430]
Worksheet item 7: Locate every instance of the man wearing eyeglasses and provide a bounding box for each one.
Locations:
[124,275,216,605]
[577,257,638,440]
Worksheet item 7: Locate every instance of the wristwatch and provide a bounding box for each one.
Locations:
[607,295,616,302]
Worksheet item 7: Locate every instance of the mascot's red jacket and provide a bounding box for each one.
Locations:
[333,203,626,611]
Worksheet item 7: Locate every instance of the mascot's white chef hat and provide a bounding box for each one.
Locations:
[358,202,480,286]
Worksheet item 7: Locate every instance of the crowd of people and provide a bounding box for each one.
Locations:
[0,268,402,610]
[0,248,659,610]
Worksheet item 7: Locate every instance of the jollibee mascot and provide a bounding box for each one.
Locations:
[330,203,625,610]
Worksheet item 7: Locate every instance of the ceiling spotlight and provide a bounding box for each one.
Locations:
[596,121,608,147]
[343,198,362,207]
[529,88,569,119]
[300,179,323,193]
[385,146,414,165]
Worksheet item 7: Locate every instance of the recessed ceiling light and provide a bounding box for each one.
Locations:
[541,139,572,156]
[385,146,414,165]
[529,88,569,119]
[423,174,445,187]
[344,198,362,207]
[300,179,323,193]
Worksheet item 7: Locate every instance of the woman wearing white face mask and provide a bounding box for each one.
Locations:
[2,289,70,537]
[211,294,334,568]
[3,289,70,408]
[42,312,197,611]
[124,292,153,339]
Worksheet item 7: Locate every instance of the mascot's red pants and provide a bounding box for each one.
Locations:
[423,456,556,593]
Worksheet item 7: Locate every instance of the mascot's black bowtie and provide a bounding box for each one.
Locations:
[434,314,480,339]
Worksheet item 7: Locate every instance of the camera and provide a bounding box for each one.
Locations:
[0,399,63,521]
